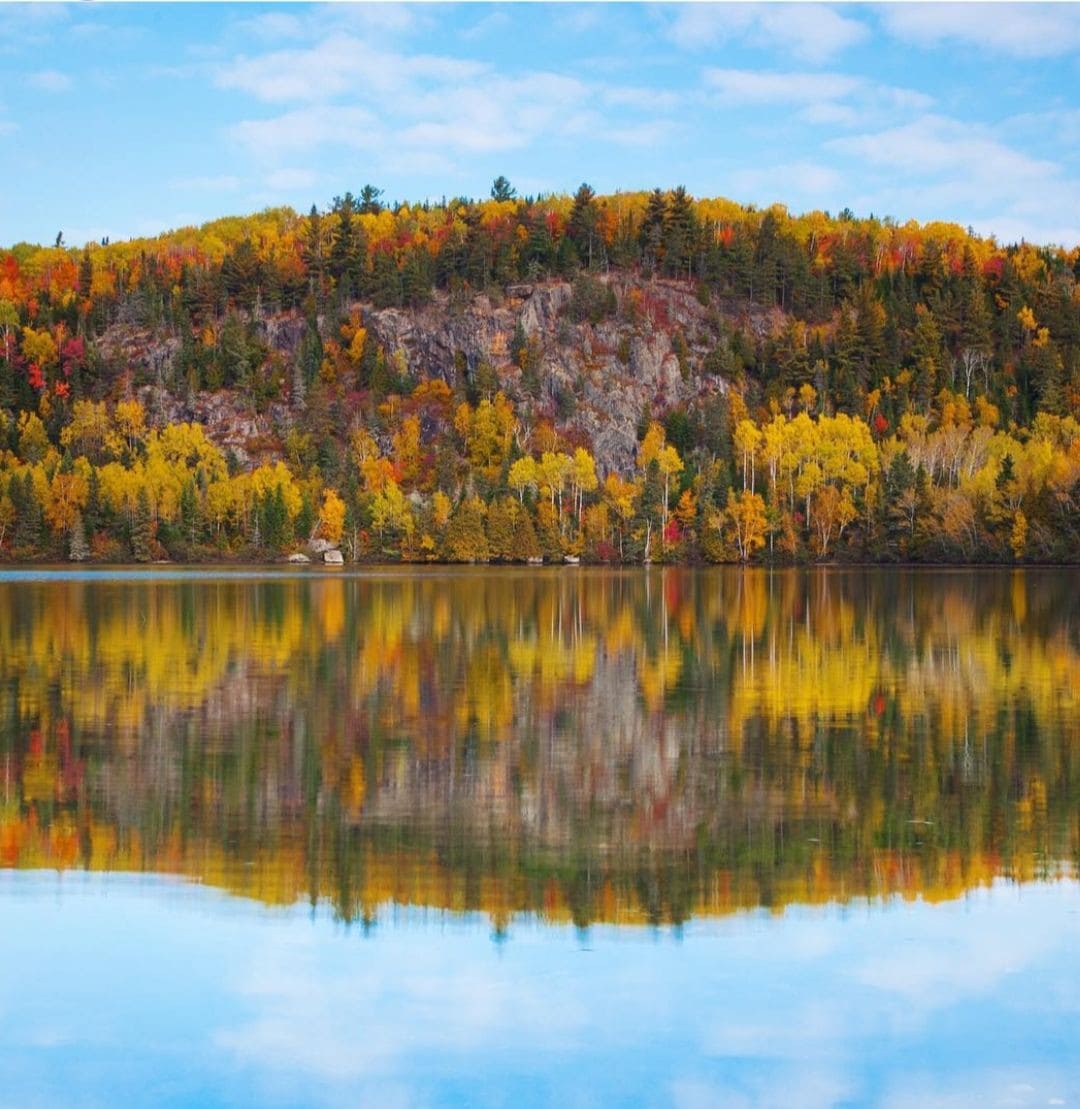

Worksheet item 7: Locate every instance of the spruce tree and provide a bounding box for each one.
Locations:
[510,508,541,562]
[132,487,154,562]
[486,497,517,562]
[441,498,490,563]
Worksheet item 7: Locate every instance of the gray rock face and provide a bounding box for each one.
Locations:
[323,549,344,565]
[102,275,764,478]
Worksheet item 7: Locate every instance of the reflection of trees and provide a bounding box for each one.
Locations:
[0,569,1076,926]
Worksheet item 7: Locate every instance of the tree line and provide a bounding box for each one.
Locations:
[1,181,1079,563]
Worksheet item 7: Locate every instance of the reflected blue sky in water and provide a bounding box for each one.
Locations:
[1,873,1076,1108]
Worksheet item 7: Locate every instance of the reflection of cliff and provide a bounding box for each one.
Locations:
[1,569,1077,925]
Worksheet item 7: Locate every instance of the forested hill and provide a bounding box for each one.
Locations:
[1,183,1079,564]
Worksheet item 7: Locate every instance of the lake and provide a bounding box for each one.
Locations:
[0,567,1076,1107]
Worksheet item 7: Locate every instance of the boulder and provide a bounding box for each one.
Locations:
[287,552,310,564]
[323,549,344,565]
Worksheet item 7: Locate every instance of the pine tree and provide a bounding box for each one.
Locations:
[567,183,601,270]
[510,507,541,562]
[441,497,489,562]
[486,497,518,561]
[132,487,154,562]
[662,186,698,280]
[329,193,367,301]
[14,471,42,551]
[490,176,516,202]
[296,493,315,544]
[302,204,326,300]
[639,188,667,276]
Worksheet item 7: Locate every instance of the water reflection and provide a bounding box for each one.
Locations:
[0,568,1076,925]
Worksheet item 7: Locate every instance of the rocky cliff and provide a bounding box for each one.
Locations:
[101,275,778,474]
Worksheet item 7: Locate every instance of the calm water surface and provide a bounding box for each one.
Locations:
[0,567,1076,1107]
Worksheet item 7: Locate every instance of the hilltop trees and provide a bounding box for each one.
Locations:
[0,183,1078,564]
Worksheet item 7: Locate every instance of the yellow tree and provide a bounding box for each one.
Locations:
[656,443,683,529]
[812,484,857,556]
[61,400,110,461]
[733,419,762,493]
[570,446,598,525]
[371,480,414,539]
[539,451,573,514]
[44,467,90,535]
[603,473,638,558]
[722,488,767,562]
[637,421,666,470]
[318,488,346,546]
[508,456,539,502]
[391,414,422,489]
[21,326,58,379]
[17,412,50,463]
[108,399,148,461]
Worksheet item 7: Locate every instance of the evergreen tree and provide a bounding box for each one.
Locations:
[296,493,315,544]
[490,176,516,202]
[882,450,917,558]
[14,471,42,550]
[358,184,384,215]
[486,497,518,561]
[662,186,698,280]
[132,487,154,562]
[329,193,367,301]
[639,188,667,275]
[567,183,601,270]
[510,507,541,562]
[180,479,201,545]
[302,204,326,300]
[441,497,489,562]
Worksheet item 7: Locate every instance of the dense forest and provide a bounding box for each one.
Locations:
[1,180,1079,564]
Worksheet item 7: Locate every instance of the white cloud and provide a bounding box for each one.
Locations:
[264,168,319,192]
[316,2,420,37]
[830,115,1080,246]
[702,68,932,128]
[28,69,72,93]
[729,161,843,199]
[830,115,1055,186]
[0,3,67,51]
[236,11,305,42]
[233,2,419,45]
[704,69,860,105]
[880,3,1080,59]
[667,3,868,63]
[220,34,671,172]
[601,85,683,113]
[606,121,680,148]
[215,35,484,104]
[754,4,870,64]
[459,10,512,42]
[228,105,380,158]
[968,217,1080,250]
[553,6,606,36]
[881,1066,1078,1109]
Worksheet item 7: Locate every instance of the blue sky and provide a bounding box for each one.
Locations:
[1,872,1077,1106]
[1,3,1079,249]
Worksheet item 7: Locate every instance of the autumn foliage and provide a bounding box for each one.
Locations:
[1,184,1079,563]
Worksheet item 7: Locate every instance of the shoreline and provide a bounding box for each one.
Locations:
[0,559,1076,573]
